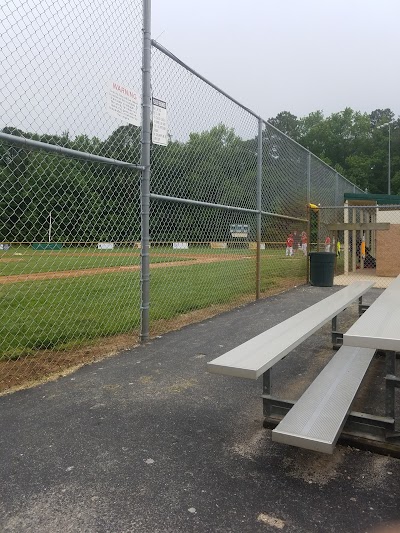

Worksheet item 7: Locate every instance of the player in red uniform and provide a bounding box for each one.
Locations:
[301,231,307,256]
[286,234,294,256]
[325,235,331,252]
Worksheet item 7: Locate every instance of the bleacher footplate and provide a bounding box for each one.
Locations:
[272,346,375,453]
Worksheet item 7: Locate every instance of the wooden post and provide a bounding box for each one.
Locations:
[371,207,377,257]
[360,210,364,270]
[352,207,357,273]
[367,208,371,254]
[344,201,349,276]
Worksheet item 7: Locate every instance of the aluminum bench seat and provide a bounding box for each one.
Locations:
[207,281,374,380]
[344,275,400,352]
[271,345,375,453]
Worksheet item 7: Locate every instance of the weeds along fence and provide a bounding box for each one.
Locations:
[0,0,362,391]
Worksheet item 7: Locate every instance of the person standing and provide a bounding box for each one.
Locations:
[361,234,366,260]
[286,233,294,257]
[293,231,300,253]
[301,231,307,256]
[336,240,341,258]
[325,235,331,252]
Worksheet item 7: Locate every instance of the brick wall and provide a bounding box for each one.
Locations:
[376,225,400,276]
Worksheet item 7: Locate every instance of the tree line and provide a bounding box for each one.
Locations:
[1,107,397,243]
[0,124,260,242]
[268,107,400,195]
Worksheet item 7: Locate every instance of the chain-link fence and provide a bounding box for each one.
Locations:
[0,0,363,393]
[0,0,144,391]
[317,204,400,288]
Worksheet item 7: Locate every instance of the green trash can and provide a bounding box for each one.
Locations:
[309,252,336,287]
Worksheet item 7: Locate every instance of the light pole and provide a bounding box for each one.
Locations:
[377,122,393,195]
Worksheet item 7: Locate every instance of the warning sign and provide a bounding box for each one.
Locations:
[106,81,140,126]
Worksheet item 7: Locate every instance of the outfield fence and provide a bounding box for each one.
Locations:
[0,0,362,391]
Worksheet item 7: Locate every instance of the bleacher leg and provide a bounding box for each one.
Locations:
[358,296,369,315]
[385,350,397,419]
[263,369,271,419]
[331,316,342,349]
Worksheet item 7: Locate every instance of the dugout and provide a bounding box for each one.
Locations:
[341,193,400,277]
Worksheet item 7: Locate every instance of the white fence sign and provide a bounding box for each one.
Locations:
[173,242,189,249]
[97,242,114,250]
[249,242,265,250]
[106,81,140,126]
[230,224,249,238]
[152,98,168,146]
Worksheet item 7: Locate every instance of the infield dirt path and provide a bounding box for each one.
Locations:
[0,253,253,284]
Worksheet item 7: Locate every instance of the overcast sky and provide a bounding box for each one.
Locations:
[1,0,398,141]
[152,0,400,121]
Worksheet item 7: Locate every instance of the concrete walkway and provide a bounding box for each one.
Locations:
[334,270,394,288]
[1,286,399,533]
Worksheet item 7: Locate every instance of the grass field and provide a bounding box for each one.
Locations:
[0,246,194,276]
[0,248,306,360]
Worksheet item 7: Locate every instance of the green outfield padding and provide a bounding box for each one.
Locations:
[31,243,63,250]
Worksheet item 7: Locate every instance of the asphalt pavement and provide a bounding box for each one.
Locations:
[1,285,399,533]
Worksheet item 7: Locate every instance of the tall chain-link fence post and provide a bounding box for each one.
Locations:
[307,151,311,206]
[306,205,311,283]
[317,206,321,252]
[256,118,263,299]
[306,152,311,282]
[140,0,152,342]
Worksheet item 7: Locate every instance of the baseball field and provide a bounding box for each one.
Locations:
[0,245,307,361]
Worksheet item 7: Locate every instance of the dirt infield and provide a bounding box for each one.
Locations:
[0,253,253,284]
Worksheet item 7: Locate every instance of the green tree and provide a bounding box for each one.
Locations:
[268,111,300,141]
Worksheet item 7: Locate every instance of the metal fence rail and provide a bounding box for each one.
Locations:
[0,0,363,392]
